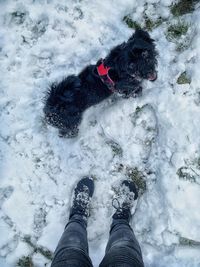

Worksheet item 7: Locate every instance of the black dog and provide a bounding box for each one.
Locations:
[44,29,158,137]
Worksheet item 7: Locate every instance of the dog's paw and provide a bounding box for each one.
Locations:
[132,86,143,98]
[59,127,79,138]
[116,78,142,98]
[122,87,142,98]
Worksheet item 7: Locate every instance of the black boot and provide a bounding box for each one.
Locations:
[69,177,94,219]
[112,180,138,221]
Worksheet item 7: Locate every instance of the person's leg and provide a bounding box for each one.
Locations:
[99,180,144,267]
[51,177,94,267]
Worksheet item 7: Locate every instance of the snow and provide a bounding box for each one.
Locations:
[0,0,200,266]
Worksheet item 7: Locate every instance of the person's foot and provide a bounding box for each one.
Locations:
[112,180,138,221]
[69,177,94,219]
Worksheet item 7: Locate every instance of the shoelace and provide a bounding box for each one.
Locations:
[112,197,132,212]
[112,198,121,210]
[112,198,129,212]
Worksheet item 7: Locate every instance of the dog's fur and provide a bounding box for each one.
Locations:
[44,29,158,137]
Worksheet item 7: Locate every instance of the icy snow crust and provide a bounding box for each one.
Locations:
[0,0,200,266]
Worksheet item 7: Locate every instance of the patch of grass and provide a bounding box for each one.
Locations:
[167,22,189,40]
[123,15,164,31]
[166,21,192,51]
[10,11,26,25]
[125,167,147,195]
[123,16,141,29]
[31,19,48,38]
[106,140,123,157]
[171,0,198,16]
[135,106,142,114]
[23,236,53,260]
[144,16,163,31]
[177,71,191,84]
[176,39,191,52]
[176,167,197,183]
[91,175,98,181]
[36,247,53,260]
[179,236,200,246]
[17,256,33,267]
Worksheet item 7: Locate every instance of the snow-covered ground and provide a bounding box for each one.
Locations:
[0,0,200,266]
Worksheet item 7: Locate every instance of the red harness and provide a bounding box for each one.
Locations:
[97,60,116,92]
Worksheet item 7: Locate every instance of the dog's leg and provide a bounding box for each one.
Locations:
[58,113,82,138]
[115,76,142,98]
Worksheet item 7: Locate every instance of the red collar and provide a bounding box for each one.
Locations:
[97,60,116,92]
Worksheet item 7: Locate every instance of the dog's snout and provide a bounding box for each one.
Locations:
[147,72,157,82]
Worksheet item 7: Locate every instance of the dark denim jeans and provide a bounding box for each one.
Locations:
[51,214,144,267]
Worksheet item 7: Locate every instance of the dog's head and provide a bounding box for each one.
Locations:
[125,29,158,81]
[105,29,158,94]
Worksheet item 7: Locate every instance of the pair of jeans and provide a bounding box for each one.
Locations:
[51,214,144,267]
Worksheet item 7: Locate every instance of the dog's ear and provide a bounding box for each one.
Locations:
[128,29,154,44]
[135,29,151,39]
[130,34,155,51]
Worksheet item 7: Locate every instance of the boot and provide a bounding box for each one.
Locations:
[69,177,94,219]
[112,180,138,221]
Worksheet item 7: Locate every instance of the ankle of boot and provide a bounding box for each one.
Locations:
[69,208,88,221]
[112,209,131,221]
[69,206,88,217]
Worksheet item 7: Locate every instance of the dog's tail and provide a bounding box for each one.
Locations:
[44,75,81,107]
[43,75,81,130]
